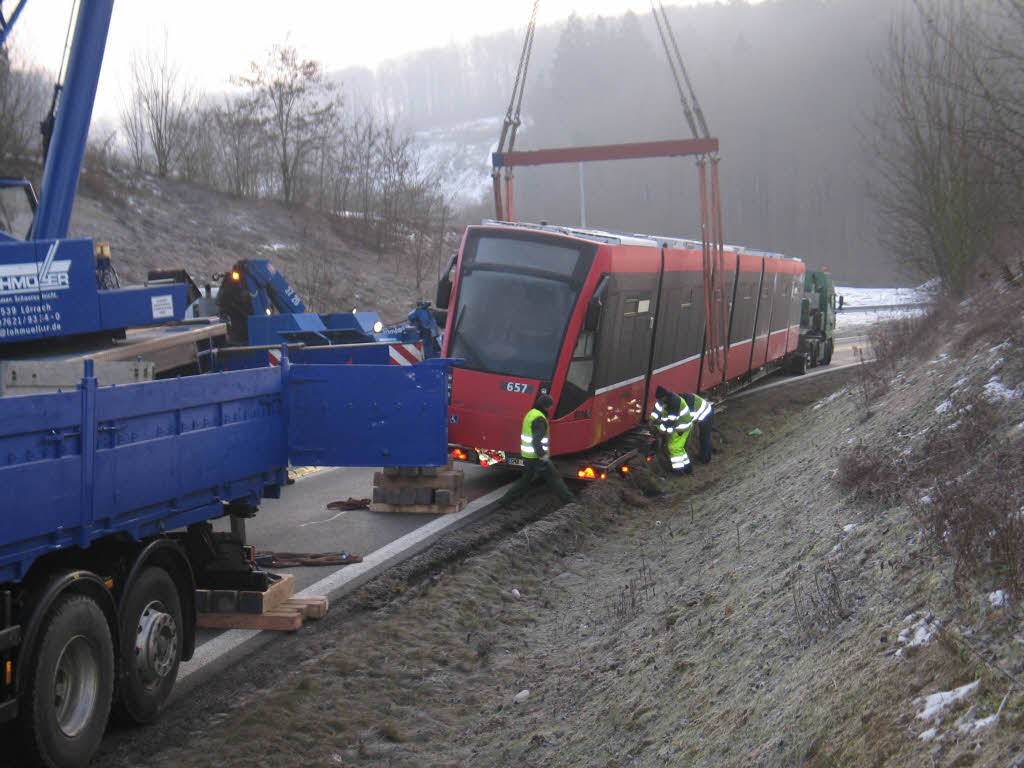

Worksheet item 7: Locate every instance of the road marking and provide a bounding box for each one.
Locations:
[298,509,350,527]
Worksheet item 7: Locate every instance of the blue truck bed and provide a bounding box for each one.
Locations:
[0,356,453,584]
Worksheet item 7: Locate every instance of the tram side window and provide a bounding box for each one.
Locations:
[557,329,596,418]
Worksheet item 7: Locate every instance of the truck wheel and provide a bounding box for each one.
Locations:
[823,339,834,365]
[117,567,182,724]
[22,594,114,768]
[789,353,807,376]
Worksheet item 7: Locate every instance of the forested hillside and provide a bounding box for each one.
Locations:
[339,0,908,286]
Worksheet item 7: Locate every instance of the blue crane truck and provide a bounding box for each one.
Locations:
[0,3,457,766]
[0,353,454,768]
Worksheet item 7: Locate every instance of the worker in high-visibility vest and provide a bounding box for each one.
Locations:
[649,385,693,475]
[682,392,714,463]
[500,394,574,506]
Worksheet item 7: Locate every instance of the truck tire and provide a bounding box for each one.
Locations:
[22,594,114,768]
[822,338,834,365]
[117,566,182,724]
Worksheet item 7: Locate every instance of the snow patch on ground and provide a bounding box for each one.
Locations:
[915,680,979,721]
[983,376,1021,402]
[897,612,940,653]
[814,389,846,410]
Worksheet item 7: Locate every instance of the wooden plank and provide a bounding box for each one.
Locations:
[196,573,295,615]
[372,469,463,490]
[281,595,329,620]
[196,608,302,632]
[237,573,294,614]
[368,499,466,515]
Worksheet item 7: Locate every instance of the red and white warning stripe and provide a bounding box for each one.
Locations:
[388,342,424,365]
[268,349,281,366]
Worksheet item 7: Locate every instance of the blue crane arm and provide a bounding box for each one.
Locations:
[29,0,113,241]
[240,259,306,315]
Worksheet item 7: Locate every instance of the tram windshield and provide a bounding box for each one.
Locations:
[447,230,595,381]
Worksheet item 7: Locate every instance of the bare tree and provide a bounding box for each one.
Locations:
[871,0,1008,296]
[119,89,147,174]
[0,49,50,165]
[215,95,268,199]
[233,44,341,204]
[122,32,193,177]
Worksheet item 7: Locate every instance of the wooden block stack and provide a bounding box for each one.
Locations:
[195,573,330,632]
[369,462,466,514]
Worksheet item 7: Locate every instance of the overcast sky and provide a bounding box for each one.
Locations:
[8,1,754,124]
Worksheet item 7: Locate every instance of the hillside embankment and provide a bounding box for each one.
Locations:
[69,171,433,322]
[87,281,1024,768]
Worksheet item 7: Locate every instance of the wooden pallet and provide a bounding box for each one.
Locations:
[372,464,467,510]
[368,498,467,515]
[195,573,330,631]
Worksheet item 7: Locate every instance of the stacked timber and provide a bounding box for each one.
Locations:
[370,462,466,514]
[195,573,329,632]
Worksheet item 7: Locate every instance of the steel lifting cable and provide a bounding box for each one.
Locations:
[493,0,539,220]
[507,0,539,155]
[650,0,698,140]
[658,1,710,140]
[651,0,725,371]
[496,0,539,156]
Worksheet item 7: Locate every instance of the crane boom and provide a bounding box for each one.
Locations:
[29,0,113,241]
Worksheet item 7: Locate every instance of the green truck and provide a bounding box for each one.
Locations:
[791,268,843,373]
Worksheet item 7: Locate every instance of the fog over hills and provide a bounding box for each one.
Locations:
[334,0,909,287]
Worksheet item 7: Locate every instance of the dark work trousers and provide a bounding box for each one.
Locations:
[500,458,574,505]
[696,411,713,463]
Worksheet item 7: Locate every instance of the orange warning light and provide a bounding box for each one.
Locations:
[646,456,653,462]
[231,270,241,281]
[620,465,630,474]
[5,661,11,686]
[451,448,468,461]
[577,467,597,479]
[600,473,607,479]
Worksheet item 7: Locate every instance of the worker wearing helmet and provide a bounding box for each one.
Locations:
[682,392,714,463]
[500,394,574,506]
[649,385,693,475]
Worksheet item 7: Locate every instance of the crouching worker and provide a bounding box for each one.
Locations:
[682,392,714,464]
[500,394,575,506]
[649,385,693,475]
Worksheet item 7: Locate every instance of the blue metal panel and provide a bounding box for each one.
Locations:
[0,388,84,555]
[200,343,391,372]
[97,283,187,329]
[0,354,455,583]
[0,238,101,341]
[246,313,327,346]
[286,358,453,467]
[0,365,291,583]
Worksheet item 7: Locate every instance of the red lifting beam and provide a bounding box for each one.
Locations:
[492,137,719,168]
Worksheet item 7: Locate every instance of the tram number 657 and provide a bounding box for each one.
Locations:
[501,381,534,395]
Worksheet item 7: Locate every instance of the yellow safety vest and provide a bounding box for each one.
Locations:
[520,408,550,459]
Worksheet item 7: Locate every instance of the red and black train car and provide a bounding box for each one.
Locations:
[441,221,804,471]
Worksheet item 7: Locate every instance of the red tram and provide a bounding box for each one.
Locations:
[439,221,804,470]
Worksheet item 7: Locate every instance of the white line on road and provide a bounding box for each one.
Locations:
[298,509,350,527]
